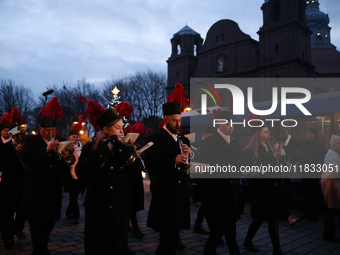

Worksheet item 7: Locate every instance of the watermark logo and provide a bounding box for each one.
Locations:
[192,79,313,128]
[200,84,311,116]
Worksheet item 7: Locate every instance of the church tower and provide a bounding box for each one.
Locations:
[306,0,336,49]
[257,0,315,77]
[166,25,203,96]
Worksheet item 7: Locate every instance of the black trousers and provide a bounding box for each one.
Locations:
[156,229,180,255]
[66,191,80,219]
[244,218,281,252]
[194,202,207,226]
[29,220,56,254]
[85,206,129,255]
[0,210,25,241]
[204,221,239,255]
[301,178,320,216]
[323,208,340,239]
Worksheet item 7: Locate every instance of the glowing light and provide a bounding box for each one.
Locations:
[142,171,146,178]
[32,131,36,135]
[184,107,192,112]
[79,130,84,135]
[111,86,120,95]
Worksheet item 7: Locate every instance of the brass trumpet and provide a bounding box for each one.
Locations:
[9,124,28,147]
[50,136,76,166]
[9,124,28,170]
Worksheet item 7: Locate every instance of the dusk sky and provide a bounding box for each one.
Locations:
[1,0,339,97]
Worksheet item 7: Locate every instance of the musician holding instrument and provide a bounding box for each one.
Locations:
[63,129,84,225]
[20,97,71,255]
[144,102,191,255]
[74,98,144,255]
[0,110,26,249]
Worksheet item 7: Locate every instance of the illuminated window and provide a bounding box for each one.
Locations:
[326,35,329,43]
[315,33,322,42]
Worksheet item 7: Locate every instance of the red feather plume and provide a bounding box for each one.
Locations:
[9,107,26,126]
[167,83,194,112]
[211,108,222,120]
[75,94,106,132]
[1,112,10,124]
[38,97,63,120]
[115,102,133,119]
[125,121,152,137]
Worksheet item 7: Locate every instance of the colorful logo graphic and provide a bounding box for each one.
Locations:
[196,82,222,107]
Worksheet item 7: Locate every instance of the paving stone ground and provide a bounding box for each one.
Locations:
[1,178,339,255]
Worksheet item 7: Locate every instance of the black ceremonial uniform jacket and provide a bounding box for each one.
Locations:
[144,128,191,232]
[0,137,25,212]
[20,134,68,222]
[81,137,144,255]
[200,130,243,225]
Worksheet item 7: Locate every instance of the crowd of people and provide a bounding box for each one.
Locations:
[0,85,339,255]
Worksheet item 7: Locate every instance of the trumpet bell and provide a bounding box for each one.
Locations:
[10,124,28,146]
[9,124,28,135]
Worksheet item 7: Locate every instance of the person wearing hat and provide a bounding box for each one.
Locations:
[290,128,326,221]
[243,125,285,255]
[321,134,340,242]
[63,129,84,225]
[144,102,191,255]
[199,111,243,255]
[0,113,27,249]
[74,96,144,255]
[20,98,71,255]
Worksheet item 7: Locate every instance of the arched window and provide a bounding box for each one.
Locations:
[177,44,181,55]
[217,57,224,73]
[315,33,322,42]
[193,45,197,56]
[272,2,281,23]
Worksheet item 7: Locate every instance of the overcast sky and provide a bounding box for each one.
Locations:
[1,0,339,97]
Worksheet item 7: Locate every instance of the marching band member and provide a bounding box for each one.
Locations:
[20,97,71,255]
[64,129,84,225]
[144,101,191,255]
[0,109,26,249]
[75,96,143,255]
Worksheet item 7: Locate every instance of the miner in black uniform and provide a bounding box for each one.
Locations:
[21,97,70,255]
[75,98,143,255]
[144,102,191,255]
[0,108,27,249]
[200,111,243,255]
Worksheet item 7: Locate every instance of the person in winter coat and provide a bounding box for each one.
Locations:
[321,134,340,242]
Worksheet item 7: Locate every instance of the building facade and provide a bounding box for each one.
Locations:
[168,0,340,145]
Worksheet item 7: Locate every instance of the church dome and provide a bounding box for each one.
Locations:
[306,1,329,26]
[174,25,199,36]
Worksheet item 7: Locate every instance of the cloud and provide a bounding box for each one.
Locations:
[0,0,339,98]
